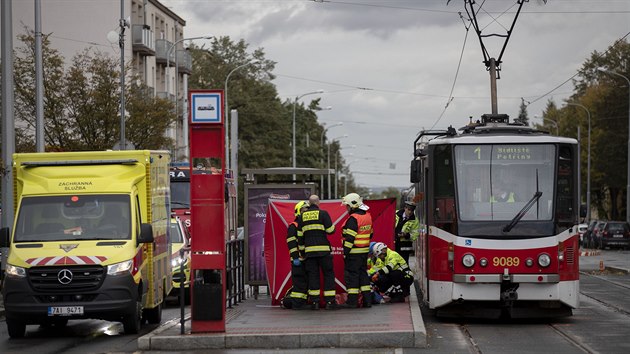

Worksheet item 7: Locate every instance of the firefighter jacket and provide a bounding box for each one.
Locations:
[375,249,413,279]
[395,209,416,242]
[286,220,301,261]
[342,209,373,256]
[297,204,335,258]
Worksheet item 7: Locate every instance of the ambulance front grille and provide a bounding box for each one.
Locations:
[28,265,105,292]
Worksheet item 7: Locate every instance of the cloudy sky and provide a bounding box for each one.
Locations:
[163,0,628,189]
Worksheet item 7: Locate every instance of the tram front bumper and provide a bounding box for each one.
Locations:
[429,277,579,309]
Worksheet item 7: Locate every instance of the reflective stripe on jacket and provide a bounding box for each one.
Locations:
[376,249,413,278]
[297,205,335,257]
[286,221,301,260]
[342,209,373,255]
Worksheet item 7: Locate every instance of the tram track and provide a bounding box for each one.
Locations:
[579,272,630,317]
[548,323,595,354]
[460,324,483,354]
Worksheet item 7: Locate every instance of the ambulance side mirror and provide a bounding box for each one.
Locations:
[138,223,154,244]
[0,227,10,247]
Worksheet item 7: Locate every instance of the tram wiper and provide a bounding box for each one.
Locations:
[503,191,543,233]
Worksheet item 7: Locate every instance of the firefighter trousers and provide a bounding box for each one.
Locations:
[305,254,336,304]
[374,269,413,297]
[344,253,371,305]
[288,262,308,307]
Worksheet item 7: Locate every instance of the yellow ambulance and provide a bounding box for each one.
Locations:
[0,150,172,337]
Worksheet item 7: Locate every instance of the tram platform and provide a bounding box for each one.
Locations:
[138,284,427,351]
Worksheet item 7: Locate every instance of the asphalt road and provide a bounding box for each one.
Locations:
[0,250,628,354]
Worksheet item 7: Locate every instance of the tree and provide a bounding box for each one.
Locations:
[13,29,66,150]
[562,39,630,220]
[12,30,175,152]
[125,80,175,151]
[515,97,529,125]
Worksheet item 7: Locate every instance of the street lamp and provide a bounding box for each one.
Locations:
[335,145,356,198]
[534,115,559,135]
[320,122,343,194]
[166,35,212,157]
[566,102,591,223]
[597,67,630,223]
[224,60,260,170]
[293,90,324,170]
[327,134,348,199]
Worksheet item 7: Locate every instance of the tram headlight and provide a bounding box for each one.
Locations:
[538,253,551,268]
[462,254,475,268]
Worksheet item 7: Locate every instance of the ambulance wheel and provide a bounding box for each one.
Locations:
[123,300,142,334]
[144,301,162,324]
[7,318,26,338]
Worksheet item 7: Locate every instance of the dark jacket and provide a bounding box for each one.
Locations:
[297,204,335,258]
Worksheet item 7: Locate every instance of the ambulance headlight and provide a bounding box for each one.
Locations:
[6,264,26,278]
[462,254,475,268]
[538,253,551,268]
[107,260,133,275]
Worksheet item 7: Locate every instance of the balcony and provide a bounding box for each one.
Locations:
[156,91,175,102]
[177,50,193,75]
[132,25,155,56]
[155,39,175,65]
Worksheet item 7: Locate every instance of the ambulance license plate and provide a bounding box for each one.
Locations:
[48,306,84,316]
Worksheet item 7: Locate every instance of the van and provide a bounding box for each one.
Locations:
[0,150,171,337]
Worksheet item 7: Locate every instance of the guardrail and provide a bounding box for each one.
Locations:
[226,238,245,307]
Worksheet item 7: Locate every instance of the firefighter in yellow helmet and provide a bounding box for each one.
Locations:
[339,193,373,308]
[284,200,311,310]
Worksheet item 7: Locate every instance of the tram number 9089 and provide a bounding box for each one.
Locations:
[492,257,520,267]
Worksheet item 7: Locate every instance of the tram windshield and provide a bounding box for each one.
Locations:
[455,144,555,221]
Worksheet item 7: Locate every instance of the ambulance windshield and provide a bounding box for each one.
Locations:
[13,195,131,242]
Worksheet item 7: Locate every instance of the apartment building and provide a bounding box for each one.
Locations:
[7,0,193,160]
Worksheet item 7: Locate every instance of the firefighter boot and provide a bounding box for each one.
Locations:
[338,294,358,309]
[362,292,372,308]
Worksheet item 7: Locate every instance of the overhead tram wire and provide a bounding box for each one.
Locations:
[310,0,630,15]
[526,30,630,108]
[429,11,471,131]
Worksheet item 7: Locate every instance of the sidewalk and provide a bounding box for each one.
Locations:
[138,285,427,351]
[579,248,630,273]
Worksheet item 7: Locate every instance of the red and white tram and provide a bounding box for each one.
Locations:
[411,114,580,318]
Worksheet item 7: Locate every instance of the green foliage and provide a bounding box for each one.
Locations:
[12,30,174,152]
[556,39,630,220]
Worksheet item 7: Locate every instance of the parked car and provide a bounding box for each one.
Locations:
[169,217,191,305]
[597,221,630,250]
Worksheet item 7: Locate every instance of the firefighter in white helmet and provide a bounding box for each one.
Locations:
[339,193,373,308]
[370,242,414,303]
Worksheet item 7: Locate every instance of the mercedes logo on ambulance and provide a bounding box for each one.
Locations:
[57,269,73,285]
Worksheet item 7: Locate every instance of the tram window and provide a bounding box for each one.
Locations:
[455,144,555,222]
[433,146,456,227]
[556,145,575,224]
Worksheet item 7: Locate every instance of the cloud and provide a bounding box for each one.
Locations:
[162,0,630,187]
